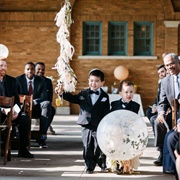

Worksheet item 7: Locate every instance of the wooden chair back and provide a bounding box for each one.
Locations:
[171,98,179,127]
[19,94,33,144]
[19,94,33,119]
[0,96,14,165]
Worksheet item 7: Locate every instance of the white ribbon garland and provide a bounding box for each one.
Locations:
[54,0,77,92]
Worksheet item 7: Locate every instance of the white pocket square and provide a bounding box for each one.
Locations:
[101,97,107,102]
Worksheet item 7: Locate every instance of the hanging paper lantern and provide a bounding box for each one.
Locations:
[0,44,9,60]
[114,66,129,81]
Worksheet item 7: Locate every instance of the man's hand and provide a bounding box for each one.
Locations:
[157,112,165,123]
[12,110,18,120]
[1,108,18,120]
[1,108,10,115]
[151,105,157,113]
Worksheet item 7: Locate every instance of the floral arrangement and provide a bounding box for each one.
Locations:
[53,0,77,93]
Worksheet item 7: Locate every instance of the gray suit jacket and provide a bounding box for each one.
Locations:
[158,74,175,112]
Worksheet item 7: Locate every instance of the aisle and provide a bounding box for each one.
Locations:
[0,115,175,180]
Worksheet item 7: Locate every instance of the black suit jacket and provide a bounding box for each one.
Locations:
[44,77,53,103]
[0,75,20,119]
[2,75,20,105]
[62,88,110,129]
[110,98,140,114]
[16,74,47,104]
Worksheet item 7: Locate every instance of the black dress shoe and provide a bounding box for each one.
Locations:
[86,170,93,174]
[153,159,162,166]
[101,168,108,173]
[153,151,163,166]
[39,135,48,148]
[18,148,34,158]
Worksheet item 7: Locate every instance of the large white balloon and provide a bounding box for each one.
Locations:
[0,44,9,59]
[97,110,148,161]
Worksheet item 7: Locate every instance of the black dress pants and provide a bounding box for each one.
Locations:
[1,112,30,149]
[154,112,172,149]
[81,127,106,171]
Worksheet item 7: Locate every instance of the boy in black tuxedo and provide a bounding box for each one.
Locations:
[111,80,140,113]
[55,69,110,174]
[108,80,140,173]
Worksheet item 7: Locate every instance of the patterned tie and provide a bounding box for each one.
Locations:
[29,81,33,95]
[174,76,180,99]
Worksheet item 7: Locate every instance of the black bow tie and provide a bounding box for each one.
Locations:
[121,100,128,106]
[90,90,99,95]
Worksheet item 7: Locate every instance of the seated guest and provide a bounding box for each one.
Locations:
[0,59,33,158]
[146,64,167,133]
[16,62,52,148]
[156,53,180,179]
[35,62,55,133]
[174,119,180,180]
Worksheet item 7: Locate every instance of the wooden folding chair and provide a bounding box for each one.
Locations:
[19,94,33,145]
[0,96,14,165]
[171,98,179,127]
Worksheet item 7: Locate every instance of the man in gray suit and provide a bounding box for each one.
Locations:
[155,53,180,172]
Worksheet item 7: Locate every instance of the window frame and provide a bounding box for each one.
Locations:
[108,22,128,55]
[134,22,153,56]
[83,21,102,55]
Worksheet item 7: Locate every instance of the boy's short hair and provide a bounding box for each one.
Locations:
[88,68,104,81]
[119,80,134,91]
[157,64,165,71]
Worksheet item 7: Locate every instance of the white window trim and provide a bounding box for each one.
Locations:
[78,55,158,60]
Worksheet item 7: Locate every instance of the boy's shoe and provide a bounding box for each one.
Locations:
[39,135,48,148]
[101,168,108,173]
[86,170,93,174]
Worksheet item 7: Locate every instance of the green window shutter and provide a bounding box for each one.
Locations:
[134,22,153,55]
[108,22,127,55]
[83,22,102,55]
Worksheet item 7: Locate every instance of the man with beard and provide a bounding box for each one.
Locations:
[35,62,55,134]
[0,59,34,158]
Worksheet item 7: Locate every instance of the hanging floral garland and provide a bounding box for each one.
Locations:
[53,0,77,94]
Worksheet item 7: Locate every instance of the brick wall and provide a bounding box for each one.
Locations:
[0,0,180,114]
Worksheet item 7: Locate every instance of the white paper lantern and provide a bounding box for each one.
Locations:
[97,110,148,161]
[0,44,9,60]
